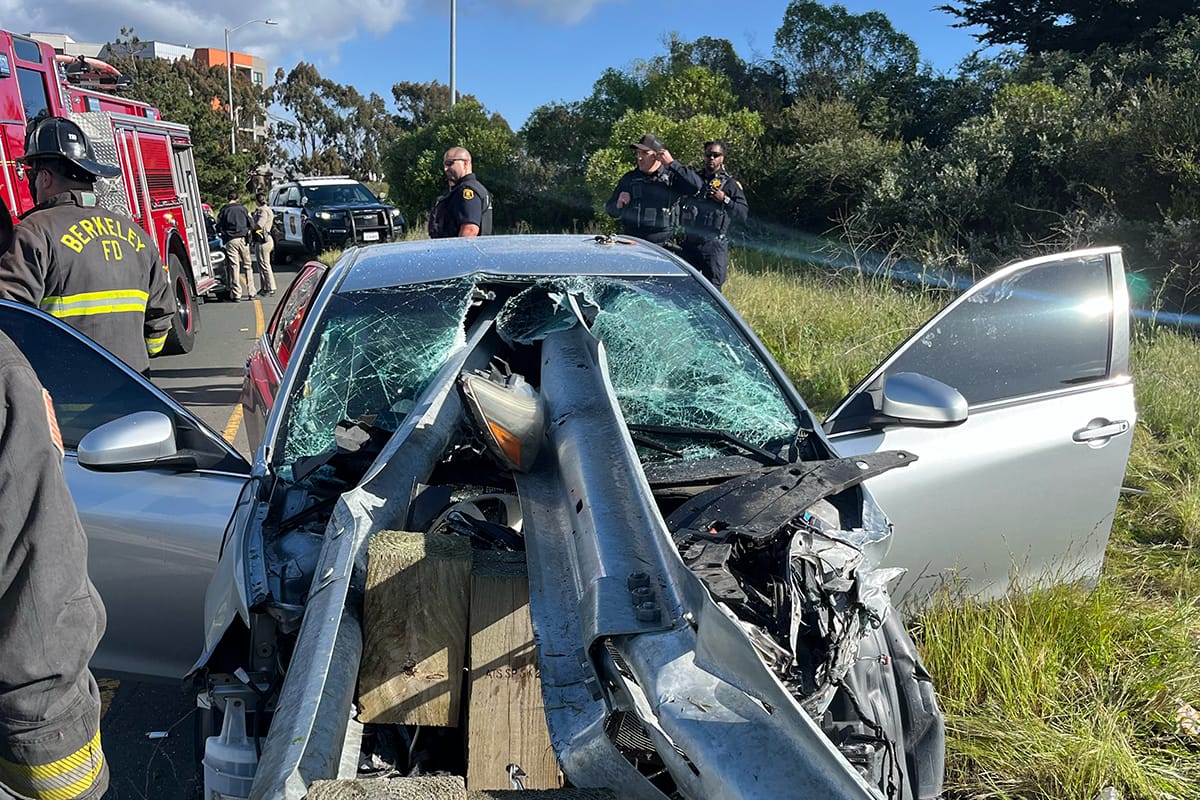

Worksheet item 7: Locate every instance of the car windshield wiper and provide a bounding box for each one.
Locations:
[626,423,787,466]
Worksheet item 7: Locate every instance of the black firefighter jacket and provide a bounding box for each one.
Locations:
[0,191,174,373]
[0,332,108,800]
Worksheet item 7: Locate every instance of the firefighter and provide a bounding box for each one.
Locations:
[604,134,703,246]
[679,140,748,292]
[0,330,109,800]
[428,147,492,238]
[0,117,174,375]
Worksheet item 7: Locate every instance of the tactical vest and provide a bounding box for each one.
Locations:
[624,172,680,242]
[682,170,734,240]
[428,177,493,238]
[461,176,493,236]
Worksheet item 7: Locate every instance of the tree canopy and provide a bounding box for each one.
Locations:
[939,0,1196,54]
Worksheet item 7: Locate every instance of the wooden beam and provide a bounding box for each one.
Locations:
[359,530,472,726]
[308,775,466,799]
[466,552,561,791]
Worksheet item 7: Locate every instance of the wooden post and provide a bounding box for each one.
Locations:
[466,552,561,791]
[358,530,472,726]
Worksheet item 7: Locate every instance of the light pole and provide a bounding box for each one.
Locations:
[449,0,456,108]
[225,18,277,154]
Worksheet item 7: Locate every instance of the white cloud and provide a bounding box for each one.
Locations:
[0,0,414,68]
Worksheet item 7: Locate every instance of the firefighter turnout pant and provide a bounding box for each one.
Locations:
[0,333,108,800]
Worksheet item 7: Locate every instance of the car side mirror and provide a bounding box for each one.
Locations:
[79,410,177,468]
[78,410,216,472]
[879,371,968,426]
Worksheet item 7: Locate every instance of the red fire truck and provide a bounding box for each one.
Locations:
[1,31,217,353]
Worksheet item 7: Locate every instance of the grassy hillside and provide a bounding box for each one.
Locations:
[725,246,1200,800]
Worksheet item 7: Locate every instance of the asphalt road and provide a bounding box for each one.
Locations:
[95,260,300,800]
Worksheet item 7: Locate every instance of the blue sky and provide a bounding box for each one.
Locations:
[303,1,994,128]
[7,0,996,130]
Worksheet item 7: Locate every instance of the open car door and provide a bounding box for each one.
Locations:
[823,246,1135,607]
[0,300,251,679]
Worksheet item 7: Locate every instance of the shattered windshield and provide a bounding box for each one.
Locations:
[497,276,800,459]
[275,279,473,472]
[274,272,801,476]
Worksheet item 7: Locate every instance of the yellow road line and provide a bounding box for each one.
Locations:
[221,297,266,446]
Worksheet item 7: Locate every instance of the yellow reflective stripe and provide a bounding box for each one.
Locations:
[40,290,149,319]
[0,729,104,800]
[145,332,168,355]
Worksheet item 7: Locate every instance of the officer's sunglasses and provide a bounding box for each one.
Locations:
[444,158,466,166]
[705,151,724,158]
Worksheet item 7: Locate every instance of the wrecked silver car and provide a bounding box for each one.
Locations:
[210,234,947,798]
[3,236,1133,799]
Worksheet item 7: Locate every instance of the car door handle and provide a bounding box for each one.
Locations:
[1073,419,1129,443]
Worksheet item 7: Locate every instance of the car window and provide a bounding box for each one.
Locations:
[284,187,301,207]
[303,183,376,206]
[275,279,477,471]
[269,264,327,369]
[495,276,802,460]
[0,304,172,450]
[884,254,1112,405]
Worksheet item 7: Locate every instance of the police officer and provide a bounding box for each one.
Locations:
[680,140,748,292]
[428,147,492,238]
[251,192,276,297]
[604,133,703,245]
[218,190,254,300]
[0,330,109,800]
[0,117,174,375]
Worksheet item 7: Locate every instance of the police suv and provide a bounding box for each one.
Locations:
[268,176,406,258]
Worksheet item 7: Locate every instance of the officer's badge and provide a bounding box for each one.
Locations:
[463,188,475,200]
[710,179,721,190]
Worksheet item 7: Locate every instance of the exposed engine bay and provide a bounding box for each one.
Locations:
[197,275,945,800]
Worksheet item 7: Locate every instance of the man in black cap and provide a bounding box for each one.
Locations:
[679,140,748,291]
[604,133,703,245]
[0,116,173,375]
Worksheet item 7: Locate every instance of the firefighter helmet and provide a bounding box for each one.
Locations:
[18,116,121,179]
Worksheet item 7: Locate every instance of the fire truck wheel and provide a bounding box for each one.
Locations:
[302,226,323,259]
[163,254,197,355]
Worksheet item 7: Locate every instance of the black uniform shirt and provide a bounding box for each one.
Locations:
[429,173,492,238]
[218,201,252,241]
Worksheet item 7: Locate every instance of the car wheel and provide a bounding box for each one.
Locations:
[163,254,197,355]
[302,226,322,259]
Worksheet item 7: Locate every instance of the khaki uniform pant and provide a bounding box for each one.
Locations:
[254,238,275,293]
[224,237,253,298]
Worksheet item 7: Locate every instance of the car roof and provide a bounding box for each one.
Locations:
[336,234,695,293]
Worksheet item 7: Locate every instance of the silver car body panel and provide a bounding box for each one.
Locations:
[826,246,1134,605]
[0,298,252,681]
[69,459,246,678]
